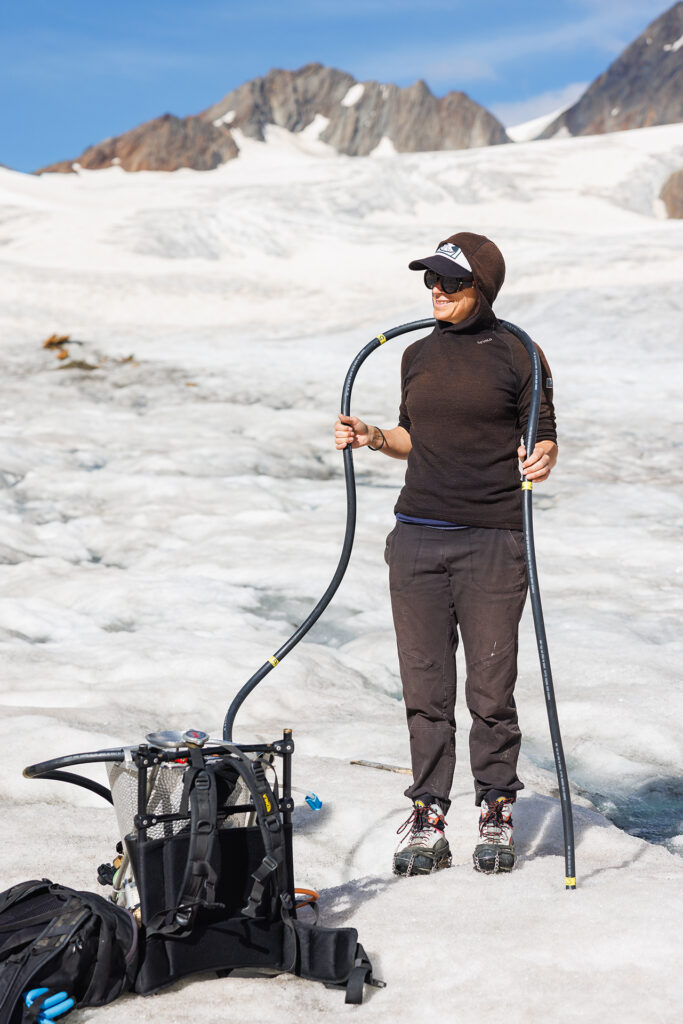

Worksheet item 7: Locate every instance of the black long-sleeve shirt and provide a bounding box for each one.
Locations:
[394,315,557,531]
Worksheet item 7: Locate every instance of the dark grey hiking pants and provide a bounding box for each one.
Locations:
[384,521,528,810]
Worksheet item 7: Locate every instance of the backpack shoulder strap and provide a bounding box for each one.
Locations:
[218,745,287,920]
[176,749,222,927]
[146,747,220,936]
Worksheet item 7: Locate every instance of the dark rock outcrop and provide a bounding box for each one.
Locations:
[201,63,509,155]
[37,113,239,174]
[539,3,683,139]
[660,169,683,216]
[202,64,356,140]
[324,77,509,154]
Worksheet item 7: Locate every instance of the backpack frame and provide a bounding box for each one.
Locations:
[22,730,382,1006]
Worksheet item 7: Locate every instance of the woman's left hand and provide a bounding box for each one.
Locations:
[517,440,558,482]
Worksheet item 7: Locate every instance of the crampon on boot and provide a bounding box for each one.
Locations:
[393,799,451,877]
[473,795,516,874]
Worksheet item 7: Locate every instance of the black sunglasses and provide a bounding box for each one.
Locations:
[424,270,474,293]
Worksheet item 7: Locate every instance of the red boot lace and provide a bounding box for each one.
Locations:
[479,799,513,842]
[397,804,445,840]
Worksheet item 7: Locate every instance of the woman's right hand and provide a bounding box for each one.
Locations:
[334,414,371,450]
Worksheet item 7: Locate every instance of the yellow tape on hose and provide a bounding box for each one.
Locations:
[376,334,387,344]
[268,656,279,668]
[521,481,533,490]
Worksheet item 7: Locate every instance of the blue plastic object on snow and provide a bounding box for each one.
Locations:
[290,785,322,810]
[24,988,75,1022]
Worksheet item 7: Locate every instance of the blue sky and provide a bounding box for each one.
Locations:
[2,0,673,171]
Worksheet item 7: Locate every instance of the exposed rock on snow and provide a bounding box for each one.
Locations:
[36,113,239,174]
[660,167,683,215]
[540,1,683,139]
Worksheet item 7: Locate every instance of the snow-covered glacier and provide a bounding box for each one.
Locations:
[0,122,682,1022]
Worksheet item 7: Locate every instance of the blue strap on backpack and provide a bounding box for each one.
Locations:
[24,988,75,1022]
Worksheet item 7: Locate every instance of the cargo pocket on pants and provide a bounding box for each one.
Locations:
[468,528,526,593]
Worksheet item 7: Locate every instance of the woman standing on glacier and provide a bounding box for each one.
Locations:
[334,232,557,876]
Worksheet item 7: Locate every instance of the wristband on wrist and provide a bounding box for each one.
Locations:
[367,427,386,451]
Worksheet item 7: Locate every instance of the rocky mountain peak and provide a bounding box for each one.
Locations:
[36,62,508,174]
[539,2,683,138]
[201,62,509,156]
[202,63,356,140]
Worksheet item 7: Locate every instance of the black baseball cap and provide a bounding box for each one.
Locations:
[408,241,474,279]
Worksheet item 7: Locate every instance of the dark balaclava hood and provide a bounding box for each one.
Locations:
[437,231,505,330]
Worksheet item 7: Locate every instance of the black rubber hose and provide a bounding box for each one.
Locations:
[223,319,435,742]
[498,319,576,889]
[28,769,114,805]
[24,749,126,777]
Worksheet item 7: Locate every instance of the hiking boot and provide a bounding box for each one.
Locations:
[473,796,516,874]
[393,799,452,876]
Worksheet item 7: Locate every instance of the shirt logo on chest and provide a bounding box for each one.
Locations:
[477,337,493,345]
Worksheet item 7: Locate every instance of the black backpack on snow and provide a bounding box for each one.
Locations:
[124,741,379,1003]
[0,879,138,1024]
[21,732,383,1009]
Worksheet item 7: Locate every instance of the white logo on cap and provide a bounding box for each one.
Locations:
[436,243,472,273]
